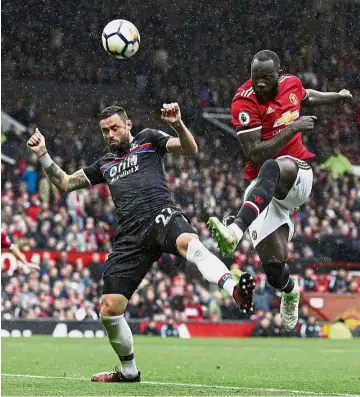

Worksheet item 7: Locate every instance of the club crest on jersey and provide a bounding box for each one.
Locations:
[239,111,250,126]
[273,110,299,128]
[289,93,298,105]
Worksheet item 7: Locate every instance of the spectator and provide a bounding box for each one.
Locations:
[160,318,179,338]
[220,297,240,320]
[300,316,321,338]
[300,268,317,292]
[252,317,273,337]
[320,147,353,179]
[19,159,39,195]
[298,304,310,324]
[272,313,286,337]
[328,269,348,293]
[88,253,105,282]
[328,318,353,339]
[144,320,161,336]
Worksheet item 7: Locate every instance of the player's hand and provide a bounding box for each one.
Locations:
[27,128,47,157]
[161,103,181,125]
[338,89,353,102]
[292,116,317,133]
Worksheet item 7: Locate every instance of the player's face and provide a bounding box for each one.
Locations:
[100,114,133,153]
[251,59,282,102]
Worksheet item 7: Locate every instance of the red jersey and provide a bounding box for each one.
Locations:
[1,230,13,250]
[231,74,315,179]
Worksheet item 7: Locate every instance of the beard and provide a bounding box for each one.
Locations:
[106,139,131,155]
[254,84,279,103]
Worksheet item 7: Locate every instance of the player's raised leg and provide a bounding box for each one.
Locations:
[91,293,140,382]
[256,225,300,330]
[208,157,297,255]
[175,231,255,313]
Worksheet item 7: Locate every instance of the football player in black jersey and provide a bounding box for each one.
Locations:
[27,103,255,382]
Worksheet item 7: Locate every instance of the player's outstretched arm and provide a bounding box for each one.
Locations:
[27,128,90,193]
[238,116,317,165]
[303,89,352,106]
[161,103,198,156]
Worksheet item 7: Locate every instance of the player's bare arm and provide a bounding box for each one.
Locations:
[302,89,352,106]
[237,116,317,165]
[27,128,90,193]
[161,102,198,155]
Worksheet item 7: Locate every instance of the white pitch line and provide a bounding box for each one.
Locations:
[2,373,358,396]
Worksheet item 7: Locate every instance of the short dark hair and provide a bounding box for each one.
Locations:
[99,105,128,121]
[252,50,281,70]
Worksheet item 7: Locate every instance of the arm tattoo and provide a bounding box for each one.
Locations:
[45,165,89,192]
[68,170,90,192]
[45,163,67,191]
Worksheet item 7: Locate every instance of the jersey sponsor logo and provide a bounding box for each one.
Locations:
[273,110,299,128]
[109,155,139,183]
[238,111,250,126]
[289,93,298,105]
[266,107,275,115]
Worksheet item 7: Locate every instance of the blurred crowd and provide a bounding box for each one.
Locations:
[2,250,358,324]
[1,137,359,261]
[1,0,360,331]
[3,0,360,100]
[2,0,360,162]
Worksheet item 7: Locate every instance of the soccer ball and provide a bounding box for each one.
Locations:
[102,20,140,59]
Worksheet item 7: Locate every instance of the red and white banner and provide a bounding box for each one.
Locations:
[139,321,255,338]
[2,251,359,270]
[1,250,109,271]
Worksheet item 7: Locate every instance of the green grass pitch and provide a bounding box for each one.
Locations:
[2,336,360,396]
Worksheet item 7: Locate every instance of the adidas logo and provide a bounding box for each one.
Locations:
[266,107,275,115]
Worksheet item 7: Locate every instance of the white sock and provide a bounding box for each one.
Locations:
[228,223,243,244]
[186,239,236,295]
[283,277,300,296]
[101,314,138,378]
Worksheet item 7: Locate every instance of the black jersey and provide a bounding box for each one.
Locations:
[82,128,176,239]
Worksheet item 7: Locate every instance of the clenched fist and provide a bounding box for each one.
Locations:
[292,116,317,133]
[161,102,182,125]
[27,128,47,157]
[338,89,353,102]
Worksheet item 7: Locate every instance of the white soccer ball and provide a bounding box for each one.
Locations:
[102,19,140,59]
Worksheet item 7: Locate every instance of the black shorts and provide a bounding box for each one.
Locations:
[102,207,196,299]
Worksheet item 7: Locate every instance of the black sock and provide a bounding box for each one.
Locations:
[282,276,295,293]
[234,160,280,232]
[262,261,293,292]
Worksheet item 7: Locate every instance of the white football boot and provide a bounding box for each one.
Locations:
[280,276,300,330]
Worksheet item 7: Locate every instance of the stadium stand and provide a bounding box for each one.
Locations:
[1,0,359,336]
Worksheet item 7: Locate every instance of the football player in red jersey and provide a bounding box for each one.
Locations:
[1,229,39,271]
[208,50,352,329]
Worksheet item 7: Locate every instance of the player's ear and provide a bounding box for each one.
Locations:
[278,69,283,79]
[126,119,132,130]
